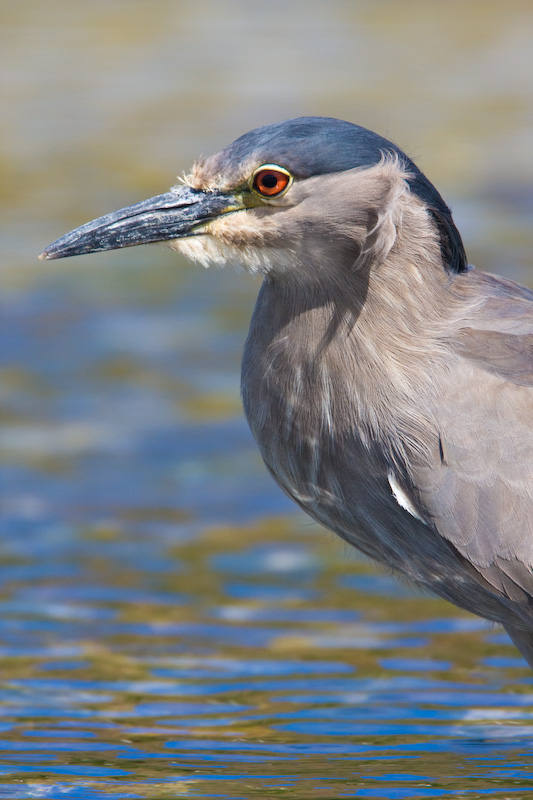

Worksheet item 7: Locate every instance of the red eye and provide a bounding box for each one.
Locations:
[252,165,292,197]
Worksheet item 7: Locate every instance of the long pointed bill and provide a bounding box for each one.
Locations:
[39,186,241,260]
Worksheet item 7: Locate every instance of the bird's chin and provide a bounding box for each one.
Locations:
[170,234,294,277]
[168,235,233,269]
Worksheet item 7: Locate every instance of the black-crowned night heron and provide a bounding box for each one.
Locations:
[40,117,533,666]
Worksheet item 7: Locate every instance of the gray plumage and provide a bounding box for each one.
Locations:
[40,117,533,666]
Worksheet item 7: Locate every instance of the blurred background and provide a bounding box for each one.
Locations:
[1,2,533,798]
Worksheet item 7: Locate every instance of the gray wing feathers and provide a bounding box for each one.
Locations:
[404,272,533,618]
[453,328,533,385]
[412,380,533,565]
[452,271,533,385]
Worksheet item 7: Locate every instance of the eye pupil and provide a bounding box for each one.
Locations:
[261,173,278,189]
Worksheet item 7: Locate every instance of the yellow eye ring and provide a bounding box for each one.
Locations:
[250,164,293,199]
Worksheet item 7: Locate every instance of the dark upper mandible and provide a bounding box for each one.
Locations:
[214,117,468,274]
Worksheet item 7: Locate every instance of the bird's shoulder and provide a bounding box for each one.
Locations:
[450,269,533,386]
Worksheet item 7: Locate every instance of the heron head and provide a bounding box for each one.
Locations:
[40,117,467,281]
